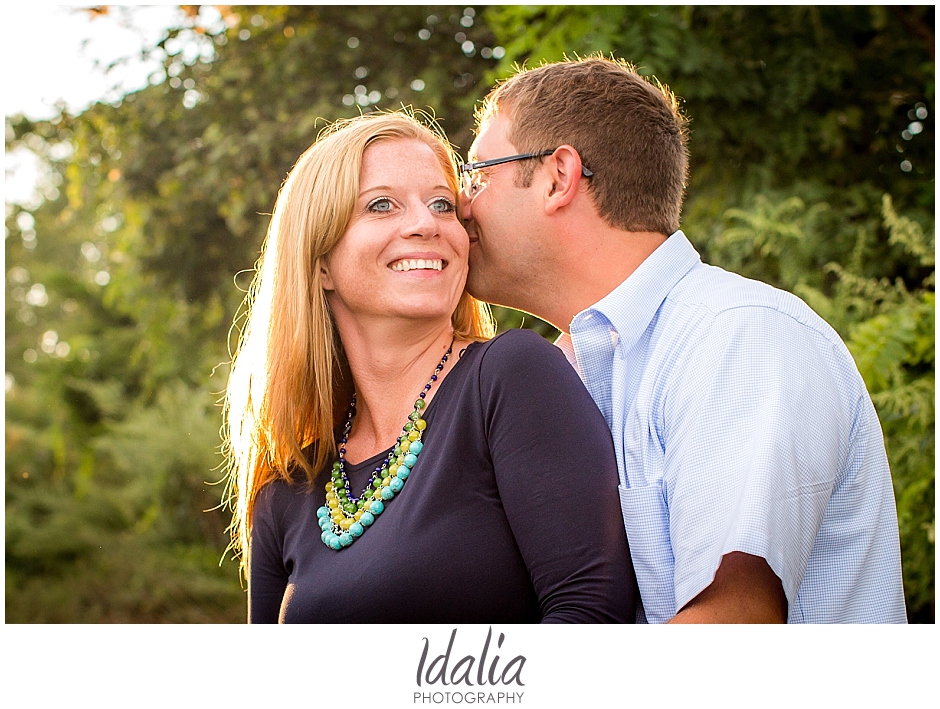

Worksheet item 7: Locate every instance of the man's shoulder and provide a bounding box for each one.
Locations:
[669,263,787,314]
[664,263,840,344]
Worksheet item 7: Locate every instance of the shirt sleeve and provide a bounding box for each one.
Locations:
[478,329,637,623]
[663,307,847,612]
[247,482,290,623]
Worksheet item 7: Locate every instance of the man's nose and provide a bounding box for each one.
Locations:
[459,191,473,224]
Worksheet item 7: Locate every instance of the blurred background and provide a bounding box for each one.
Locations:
[5,5,934,623]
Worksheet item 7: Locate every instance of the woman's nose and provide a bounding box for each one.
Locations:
[404,204,439,238]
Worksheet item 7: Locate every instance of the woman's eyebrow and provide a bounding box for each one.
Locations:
[359,184,452,196]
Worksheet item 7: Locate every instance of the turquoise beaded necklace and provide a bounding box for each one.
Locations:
[316,340,453,550]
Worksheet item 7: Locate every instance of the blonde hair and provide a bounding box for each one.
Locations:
[223,111,495,565]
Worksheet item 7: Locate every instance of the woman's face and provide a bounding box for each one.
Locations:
[322,138,469,330]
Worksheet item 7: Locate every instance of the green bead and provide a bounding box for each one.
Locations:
[404,422,414,432]
[343,503,356,514]
[409,411,421,421]
[415,399,426,409]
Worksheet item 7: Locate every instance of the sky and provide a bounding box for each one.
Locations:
[3,4,191,205]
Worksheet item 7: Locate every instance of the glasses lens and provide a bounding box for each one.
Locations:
[461,170,484,196]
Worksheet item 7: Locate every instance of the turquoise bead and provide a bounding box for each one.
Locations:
[321,530,332,543]
[327,535,342,550]
[389,476,404,492]
[359,511,375,526]
[370,500,385,515]
[319,517,332,531]
[339,533,354,547]
[316,506,330,519]
[396,466,410,479]
[349,522,364,537]
[381,486,395,500]
[409,441,423,455]
[404,453,418,467]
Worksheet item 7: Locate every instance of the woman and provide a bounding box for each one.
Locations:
[224,111,635,623]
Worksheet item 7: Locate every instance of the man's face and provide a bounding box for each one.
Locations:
[461,113,547,309]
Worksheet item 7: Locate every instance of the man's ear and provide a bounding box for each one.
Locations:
[543,145,588,215]
[320,259,334,291]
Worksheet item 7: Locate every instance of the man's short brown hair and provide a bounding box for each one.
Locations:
[477,57,689,236]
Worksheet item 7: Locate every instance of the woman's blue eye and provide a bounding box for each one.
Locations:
[430,198,456,214]
[367,198,393,212]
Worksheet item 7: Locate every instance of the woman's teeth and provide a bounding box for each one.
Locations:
[391,259,443,272]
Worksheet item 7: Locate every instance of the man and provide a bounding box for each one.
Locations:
[460,57,906,623]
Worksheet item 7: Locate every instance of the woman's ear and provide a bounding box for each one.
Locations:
[320,260,334,291]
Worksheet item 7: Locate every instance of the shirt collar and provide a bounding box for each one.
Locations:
[554,331,579,371]
[569,231,701,353]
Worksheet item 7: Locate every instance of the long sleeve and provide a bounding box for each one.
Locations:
[247,483,290,623]
[478,329,636,623]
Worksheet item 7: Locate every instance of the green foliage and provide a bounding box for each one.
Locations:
[485,5,934,209]
[6,5,933,621]
[845,200,934,618]
[6,374,243,622]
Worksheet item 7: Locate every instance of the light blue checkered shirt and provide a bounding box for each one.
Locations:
[556,231,906,623]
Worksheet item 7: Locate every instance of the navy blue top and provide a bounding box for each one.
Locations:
[248,329,636,623]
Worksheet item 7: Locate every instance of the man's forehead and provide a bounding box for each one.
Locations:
[469,114,514,160]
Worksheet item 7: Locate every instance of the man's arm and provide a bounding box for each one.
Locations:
[668,552,787,624]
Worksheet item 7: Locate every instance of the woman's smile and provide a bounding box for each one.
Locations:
[389,254,447,275]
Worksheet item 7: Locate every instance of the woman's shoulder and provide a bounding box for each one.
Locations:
[472,328,585,395]
[474,327,572,375]
[475,327,561,364]
[254,471,313,520]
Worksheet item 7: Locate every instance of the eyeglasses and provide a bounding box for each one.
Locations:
[459,149,593,197]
